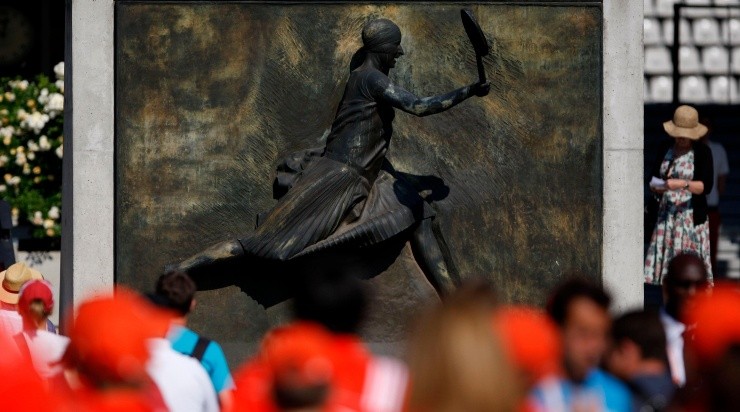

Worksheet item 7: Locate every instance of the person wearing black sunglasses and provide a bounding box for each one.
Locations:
[660,252,709,388]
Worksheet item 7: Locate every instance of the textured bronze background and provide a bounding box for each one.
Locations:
[116,2,602,366]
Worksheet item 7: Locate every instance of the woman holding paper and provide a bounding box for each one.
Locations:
[644,105,714,284]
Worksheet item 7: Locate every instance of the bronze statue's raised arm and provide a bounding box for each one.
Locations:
[380,80,490,117]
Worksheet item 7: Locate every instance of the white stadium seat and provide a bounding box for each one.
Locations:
[733,47,740,73]
[645,19,663,46]
[693,18,722,45]
[679,76,709,103]
[702,46,731,74]
[685,0,713,18]
[645,77,651,103]
[709,76,739,103]
[645,0,656,18]
[663,19,693,45]
[650,76,674,103]
[679,46,702,74]
[722,19,740,46]
[714,0,740,6]
[645,47,674,74]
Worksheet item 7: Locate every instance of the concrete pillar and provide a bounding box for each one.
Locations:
[602,0,644,312]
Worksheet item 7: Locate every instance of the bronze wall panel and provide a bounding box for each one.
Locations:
[116,2,602,365]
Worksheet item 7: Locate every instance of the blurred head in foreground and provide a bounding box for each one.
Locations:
[671,283,740,411]
[63,288,168,389]
[407,281,522,412]
[262,322,334,411]
[492,305,562,388]
[605,310,669,381]
[547,278,611,382]
[293,270,367,335]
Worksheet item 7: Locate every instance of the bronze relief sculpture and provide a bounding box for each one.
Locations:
[170,15,490,296]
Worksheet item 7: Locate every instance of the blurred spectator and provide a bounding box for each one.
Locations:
[60,289,168,411]
[152,271,234,404]
[15,279,69,389]
[670,283,740,411]
[532,278,631,412]
[406,282,522,412]
[699,118,730,278]
[605,310,675,411]
[492,305,562,389]
[0,331,54,411]
[661,253,709,386]
[232,321,334,412]
[231,271,408,412]
[492,305,561,412]
[0,262,42,335]
[145,297,219,412]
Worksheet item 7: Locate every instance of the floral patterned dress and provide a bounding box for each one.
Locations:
[645,148,712,284]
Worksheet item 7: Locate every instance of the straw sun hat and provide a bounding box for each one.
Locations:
[0,262,43,305]
[663,105,708,140]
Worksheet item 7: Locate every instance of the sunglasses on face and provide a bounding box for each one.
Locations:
[673,279,709,290]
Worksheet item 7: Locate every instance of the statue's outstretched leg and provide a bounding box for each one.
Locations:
[167,239,244,274]
[410,218,457,296]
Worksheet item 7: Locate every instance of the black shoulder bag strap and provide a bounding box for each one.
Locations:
[190,336,212,362]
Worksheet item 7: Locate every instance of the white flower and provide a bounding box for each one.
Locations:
[38,135,51,151]
[0,155,7,166]
[4,92,15,102]
[0,126,13,141]
[55,145,63,159]
[37,88,49,105]
[20,111,50,134]
[15,151,26,166]
[22,163,30,175]
[0,185,6,193]
[48,206,60,219]
[9,176,20,186]
[27,140,39,152]
[55,80,64,94]
[44,93,64,118]
[27,152,35,161]
[54,62,64,80]
[43,219,54,229]
[8,80,29,91]
[32,211,43,226]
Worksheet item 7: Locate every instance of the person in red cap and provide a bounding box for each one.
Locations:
[57,288,169,412]
[230,321,335,412]
[492,306,562,389]
[14,279,69,389]
[668,283,740,411]
[231,271,408,412]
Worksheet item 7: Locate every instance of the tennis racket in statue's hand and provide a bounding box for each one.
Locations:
[461,9,489,85]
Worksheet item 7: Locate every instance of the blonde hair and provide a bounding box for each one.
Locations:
[407,287,523,412]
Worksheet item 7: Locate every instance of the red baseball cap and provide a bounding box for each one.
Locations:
[18,279,54,317]
[492,306,562,382]
[683,283,740,366]
[63,288,170,384]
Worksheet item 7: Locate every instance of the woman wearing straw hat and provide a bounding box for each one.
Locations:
[644,105,714,284]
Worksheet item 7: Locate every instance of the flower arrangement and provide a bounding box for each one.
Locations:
[0,62,64,238]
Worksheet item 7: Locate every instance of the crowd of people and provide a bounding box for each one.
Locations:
[0,250,738,412]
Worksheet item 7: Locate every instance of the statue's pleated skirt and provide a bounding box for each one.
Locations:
[239,156,433,260]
